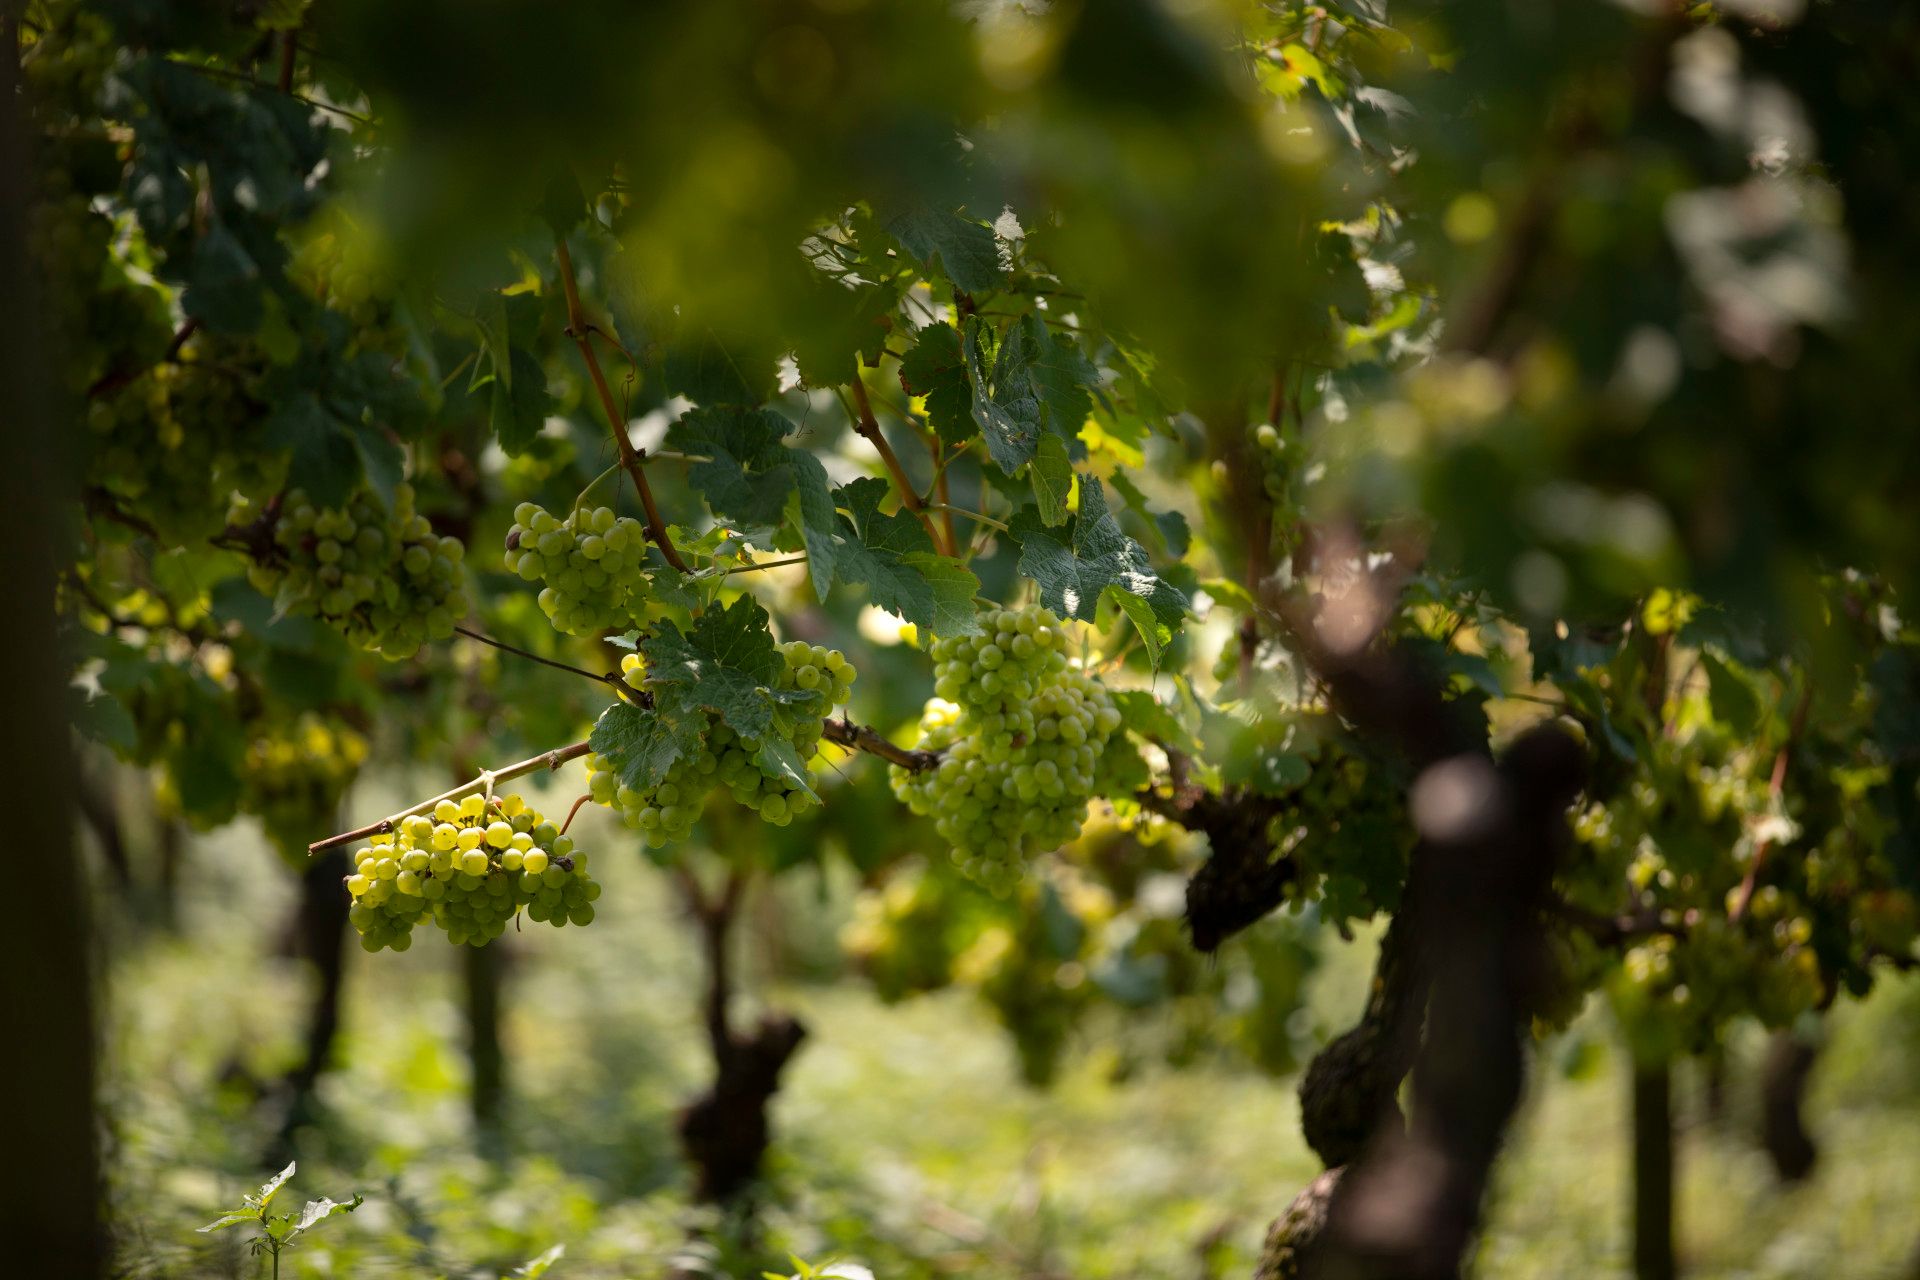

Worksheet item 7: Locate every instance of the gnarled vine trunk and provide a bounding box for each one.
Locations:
[0,10,103,1269]
[1631,1063,1676,1280]
[673,865,806,1205]
[267,848,351,1164]
[1758,1029,1819,1183]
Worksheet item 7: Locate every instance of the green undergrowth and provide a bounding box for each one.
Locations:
[97,791,1920,1279]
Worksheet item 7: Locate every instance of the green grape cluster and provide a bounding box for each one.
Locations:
[233,483,467,659]
[839,866,968,1003]
[1253,422,1289,504]
[585,642,858,848]
[1259,728,1415,929]
[114,653,245,831]
[88,359,265,542]
[290,217,399,336]
[892,607,1127,892]
[345,792,600,952]
[19,5,116,107]
[505,503,654,636]
[952,878,1102,1087]
[1563,744,1834,1057]
[240,715,369,860]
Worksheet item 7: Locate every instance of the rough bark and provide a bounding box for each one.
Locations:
[465,940,507,1152]
[673,868,806,1204]
[1631,1063,1676,1280]
[1758,1029,1819,1183]
[1307,724,1585,1280]
[1256,1168,1345,1280]
[1180,786,1298,955]
[267,849,351,1161]
[1297,910,1425,1169]
[0,5,104,1268]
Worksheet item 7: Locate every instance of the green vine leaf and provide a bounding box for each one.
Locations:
[886,207,1003,294]
[589,700,705,794]
[964,316,1041,473]
[642,597,824,744]
[668,406,810,528]
[897,322,972,444]
[1027,433,1075,528]
[1011,475,1187,653]
[831,478,982,637]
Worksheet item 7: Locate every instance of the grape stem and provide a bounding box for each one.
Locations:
[848,372,950,555]
[1726,682,1815,925]
[558,793,593,836]
[929,435,958,555]
[451,624,648,707]
[922,503,1009,534]
[307,714,937,855]
[307,742,594,855]
[703,554,808,578]
[822,717,942,772]
[553,236,690,573]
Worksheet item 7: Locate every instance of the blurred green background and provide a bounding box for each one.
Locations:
[91,775,1920,1279]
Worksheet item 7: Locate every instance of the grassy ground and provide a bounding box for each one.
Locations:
[98,786,1920,1279]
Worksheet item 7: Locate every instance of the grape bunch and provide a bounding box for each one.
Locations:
[290,214,400,340]
[892,607,1127,892]
[1259,726,1415,930]
[840,865,969,1003]
[88,359,267,543]
[345,792,600,952]
[241,714,369,860]
[585,642,858,848]
[505,503,654,636]
[232,482,467,659]
[1561,741,1833,1057]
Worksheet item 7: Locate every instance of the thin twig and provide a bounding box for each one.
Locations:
[83,488,161,541]
[922,502,1009,534]
[709,554,808,577]
[309,742,594,854]
[554,237,689,572]
[453,630,941,775]
[275,29,296,93]
[559,793,593,836]
[849,374,947,553]
[160,57,375,125]
[87,317,200,400]
[930,435,958,555]
[452,624,643,704]
[1728,683,1816,924]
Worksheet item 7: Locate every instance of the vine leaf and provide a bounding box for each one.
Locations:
[790,274,901,388]
[669,406,839,602]
[964,313,1098,475]
[964,316,1041,473]
[886,207,1003,294]
[832,477,982,636]
[1012,475,1187,655]
[897,322,972,444]
[1004,312,1098,445]
[489,347,552,456]
[1028,433,1075,527]
[183,220,263,333]
[1108,469,1191,556]
[668,407,809,524]
[642,597,824,745]
[589,700,704,794]
[1702,650,1763,738]
[1111,689,1203,754]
